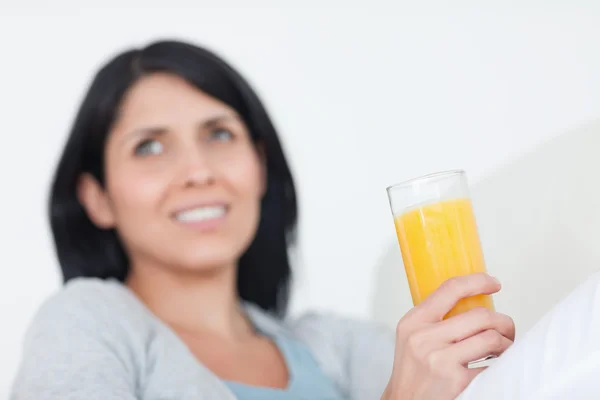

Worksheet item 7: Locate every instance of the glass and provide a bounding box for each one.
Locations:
[386,169,495,319]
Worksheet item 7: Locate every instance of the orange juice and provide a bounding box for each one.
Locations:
[394,197,494,319]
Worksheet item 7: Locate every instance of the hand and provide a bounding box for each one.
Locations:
[381,273,515,400]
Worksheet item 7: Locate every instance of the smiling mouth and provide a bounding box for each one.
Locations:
[174,205,228,223]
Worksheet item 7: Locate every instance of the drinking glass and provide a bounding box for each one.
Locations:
[386,169,495,319]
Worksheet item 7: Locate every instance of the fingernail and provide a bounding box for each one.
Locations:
[491,276,501,286]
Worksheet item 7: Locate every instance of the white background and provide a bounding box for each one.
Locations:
[1,2,600,396]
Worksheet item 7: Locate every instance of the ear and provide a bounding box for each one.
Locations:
[256,143,268,197]
[77,173,116,229]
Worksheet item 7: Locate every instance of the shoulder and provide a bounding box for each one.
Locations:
[30,278,145,329]
[12,278,150,398]
[38,277,132,310]
[23,277,154,357]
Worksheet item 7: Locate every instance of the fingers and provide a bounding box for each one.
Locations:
[448,329,513,366]
[404,307,515,358]
[429,307,516,343]
[415,273,501,321]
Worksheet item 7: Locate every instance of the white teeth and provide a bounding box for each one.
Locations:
[175,206,226,222]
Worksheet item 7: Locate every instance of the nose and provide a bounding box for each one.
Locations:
[177,146,215,188]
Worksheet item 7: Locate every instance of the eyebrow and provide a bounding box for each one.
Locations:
[122,113,242,143]
[202,114,241,127]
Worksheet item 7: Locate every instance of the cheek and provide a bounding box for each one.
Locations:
[106,168,168,221]
[221,152,264,201]
[221,154,264,252]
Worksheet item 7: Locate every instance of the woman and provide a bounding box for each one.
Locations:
[11,39,516,400]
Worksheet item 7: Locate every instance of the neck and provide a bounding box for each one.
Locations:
[126,261,253,340]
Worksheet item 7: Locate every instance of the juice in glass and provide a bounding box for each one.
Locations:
[387,170,494,319]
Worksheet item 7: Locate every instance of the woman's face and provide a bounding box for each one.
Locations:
[79,73,265,274]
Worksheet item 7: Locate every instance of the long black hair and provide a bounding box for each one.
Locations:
[49,40,297,316]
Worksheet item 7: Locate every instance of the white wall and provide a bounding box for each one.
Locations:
[1,2,600,396]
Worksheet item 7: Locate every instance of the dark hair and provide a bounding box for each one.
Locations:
[49,40,297,316]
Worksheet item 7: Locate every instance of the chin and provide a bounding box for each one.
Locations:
[169,247,241,274]
[150,233,253,275]
[180,259,235,274]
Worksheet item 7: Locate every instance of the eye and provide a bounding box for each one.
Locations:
[135,139,164,156]
[209,128,234,142]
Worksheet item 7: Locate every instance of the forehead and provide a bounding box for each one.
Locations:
[115,72,237,128]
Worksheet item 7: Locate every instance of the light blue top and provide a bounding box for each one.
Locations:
[224,334,345,399]
[10,278,395,399]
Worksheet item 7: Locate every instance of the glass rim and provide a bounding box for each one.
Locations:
[386,169,466,193]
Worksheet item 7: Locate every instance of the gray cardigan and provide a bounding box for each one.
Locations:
[10,278,395,400]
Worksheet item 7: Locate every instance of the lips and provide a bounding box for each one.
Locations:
[174,205,227,223]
